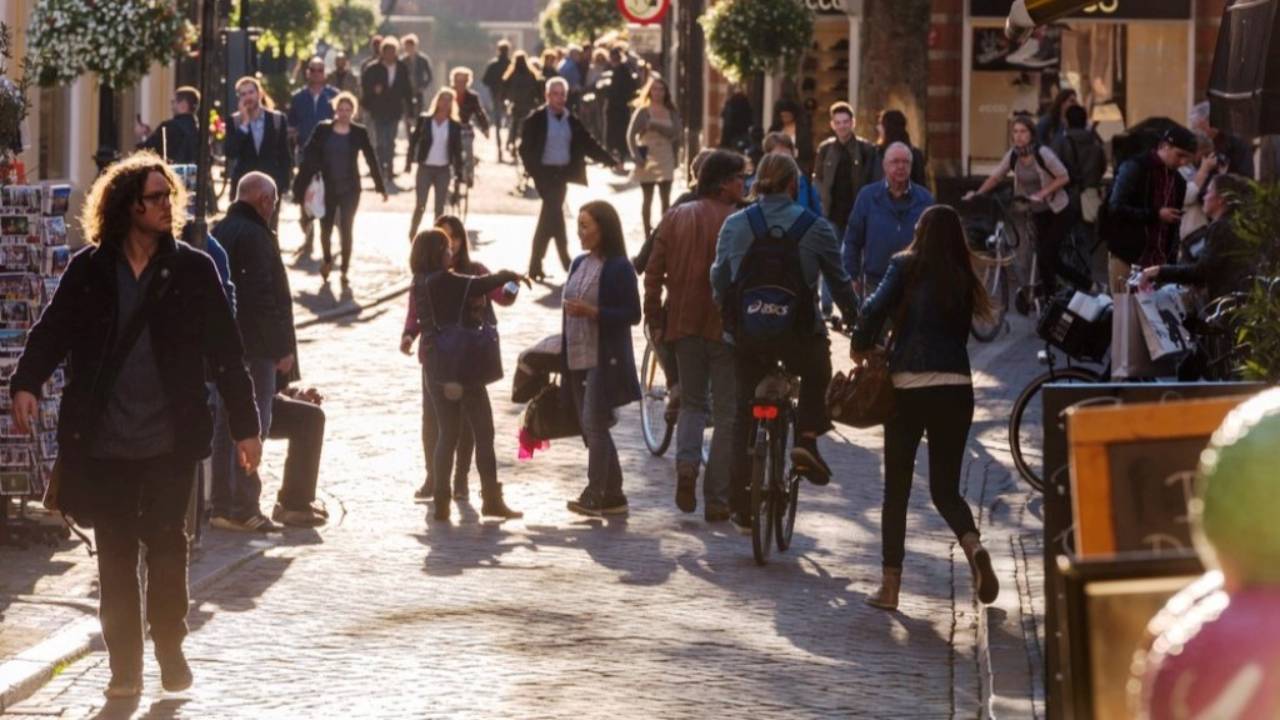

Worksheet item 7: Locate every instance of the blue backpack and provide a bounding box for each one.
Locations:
[724,203,818,349]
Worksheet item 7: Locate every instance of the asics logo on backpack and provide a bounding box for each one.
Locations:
[746,298,792,317]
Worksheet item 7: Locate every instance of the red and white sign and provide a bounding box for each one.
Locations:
[618,0,671,25]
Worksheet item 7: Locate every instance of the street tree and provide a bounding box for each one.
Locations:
[325,0,378,55]
[240,0,322,58]
[700,0,813,86]
[857,0,930,162]
[541,0,626,46]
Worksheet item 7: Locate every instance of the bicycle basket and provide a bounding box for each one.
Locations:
[1036,292,1112,363]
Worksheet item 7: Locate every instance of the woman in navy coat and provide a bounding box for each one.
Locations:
[560,200,642,517]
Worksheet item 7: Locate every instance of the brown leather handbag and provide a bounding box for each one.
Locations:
[827,345,896,429]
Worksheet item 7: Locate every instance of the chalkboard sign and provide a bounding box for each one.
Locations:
[1067,396,1252,557]
[1037,382,1261,720]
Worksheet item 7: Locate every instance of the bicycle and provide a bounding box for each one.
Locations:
[448,127,476,221]
[638,331,712,463]
[1008,344,1108,493]
[746,367,803,565]
[960,194,1023,341]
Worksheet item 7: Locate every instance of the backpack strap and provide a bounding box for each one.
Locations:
[745,203,769,243]
[784,209,819,243]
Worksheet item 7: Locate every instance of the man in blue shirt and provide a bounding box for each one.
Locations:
[842,142,935,295]
[287,57,338,257]
[712,153,859,530]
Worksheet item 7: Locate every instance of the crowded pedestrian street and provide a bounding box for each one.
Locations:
[3,135,1050,718]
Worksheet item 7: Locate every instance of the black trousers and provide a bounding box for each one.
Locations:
[729,333,833,515]
[1032,209,1092,297]
[420,366,474,489]
[427,382,499,505]
[86,455,196,680]
[320,190,360,275]
[531,168,571,275]
[640,181,672,238]
[268,393,326,511]
[881,384,979,569]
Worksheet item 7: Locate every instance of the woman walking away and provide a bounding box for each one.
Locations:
[628,75,683,239]
[411,229,528,521]
[293,92,388,285]
[402,215,514,502]
[852,205,999,611]
[563,201,642,517]
[503,52,543,154]
[965,114,1091,299]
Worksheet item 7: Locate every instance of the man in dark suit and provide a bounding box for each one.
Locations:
[135,86,201,164]
[226,77,293,230]
[519,77,620,280]
[361,36,414,184]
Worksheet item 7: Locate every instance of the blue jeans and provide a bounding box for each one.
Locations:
[211,357,274,521]
[373,116,399,179]
[569,368,623,500]
[673,336,736,508]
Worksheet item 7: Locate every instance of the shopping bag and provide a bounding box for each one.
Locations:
[1135,285,1192,362]
[303,175,325,220]
[1110,293,1160,380]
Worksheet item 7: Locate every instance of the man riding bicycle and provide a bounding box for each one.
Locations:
[712,153,860,531]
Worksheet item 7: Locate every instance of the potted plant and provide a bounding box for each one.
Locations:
[699,0,814,86]
[1231,181,1280,382]
[0,22,31,182]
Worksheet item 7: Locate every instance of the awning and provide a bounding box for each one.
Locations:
[1209,0,1280,139]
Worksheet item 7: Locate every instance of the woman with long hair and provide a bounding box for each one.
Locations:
[1037,88,1078,146]
[872,109,928,187]
[966,114,1090,298]
[627,75,683,239]
[562,201,642,517]
[503,52,543,152]
[402,215,515,502]
[767,98,813,176]
[852,205,999,612]
[406,88,464,240]
[408,229,528,521]
[293,92,388,284]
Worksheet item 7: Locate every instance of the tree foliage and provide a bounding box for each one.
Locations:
[241,0,322,58]
[700,0,814,85]
[1229,181,1280,381]
[26,0,194,89]
[541,0,625,46]
[325,0,378,54]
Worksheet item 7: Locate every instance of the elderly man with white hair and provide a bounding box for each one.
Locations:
[518,76,621,281]
[209,171,298,533]
[842,141,936,296]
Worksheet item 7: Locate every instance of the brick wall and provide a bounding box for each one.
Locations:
[928,0,966,178]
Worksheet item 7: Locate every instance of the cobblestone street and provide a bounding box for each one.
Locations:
[2,138,1049,718]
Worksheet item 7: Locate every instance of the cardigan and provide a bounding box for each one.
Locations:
[559,254,642,408]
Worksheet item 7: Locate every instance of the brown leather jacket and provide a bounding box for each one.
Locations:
[643,196,738,343]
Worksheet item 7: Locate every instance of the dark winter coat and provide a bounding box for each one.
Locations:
[211,201,296,361]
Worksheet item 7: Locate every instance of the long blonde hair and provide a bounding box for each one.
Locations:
[634,75,675,112]
[425,88,461,123]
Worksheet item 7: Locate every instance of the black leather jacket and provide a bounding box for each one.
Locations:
[852,255,973,376]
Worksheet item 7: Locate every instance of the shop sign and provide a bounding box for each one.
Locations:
[804,0,848,15]
[969,0,1192,20]
[618,0,671,25]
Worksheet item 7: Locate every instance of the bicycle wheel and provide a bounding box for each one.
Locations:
[1009,366,1104,492]
[639,342,674,456]
[750,422,776,566]
[972,250,1010,342]
[776,470,800,552]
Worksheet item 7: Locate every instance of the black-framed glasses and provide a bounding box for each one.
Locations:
[140,191,173,207]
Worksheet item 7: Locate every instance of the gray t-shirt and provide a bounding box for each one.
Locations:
[325,130,356,197]
[91,258,175,459]
[1014,154,1048,213]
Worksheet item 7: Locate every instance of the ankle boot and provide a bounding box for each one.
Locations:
[865,566,902,611]
[481,484,523,519]
[960,532,999,605]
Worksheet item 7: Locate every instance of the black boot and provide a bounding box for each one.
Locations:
[481,484,523,519]
[155,640,193,692]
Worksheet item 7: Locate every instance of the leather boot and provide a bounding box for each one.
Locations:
[481,484,524,519]
[960,532,1000,605]
[675,461,698,513]
[865,566,902,611]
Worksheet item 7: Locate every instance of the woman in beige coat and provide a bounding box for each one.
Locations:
[628,76,683,239]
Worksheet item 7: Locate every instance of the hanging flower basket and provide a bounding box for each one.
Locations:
[26,0,194,90]
[700,0,815,85]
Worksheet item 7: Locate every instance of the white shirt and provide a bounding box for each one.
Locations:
[382,61,397,88]
[426,118,450,167]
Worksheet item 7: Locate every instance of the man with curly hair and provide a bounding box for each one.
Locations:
[8,153,262,699]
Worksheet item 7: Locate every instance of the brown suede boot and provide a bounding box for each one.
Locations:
[675,461,698,513]
[865,567,902,611]
[481,484,524,519]
[960,532,999,605]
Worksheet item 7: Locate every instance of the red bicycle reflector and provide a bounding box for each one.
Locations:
[752,405,779,420]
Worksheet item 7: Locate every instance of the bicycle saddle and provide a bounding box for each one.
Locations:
[754,373,798,402]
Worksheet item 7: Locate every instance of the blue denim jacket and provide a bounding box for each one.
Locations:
[711,194,858,335]
[841,181,934,283]
[852,256,972,376]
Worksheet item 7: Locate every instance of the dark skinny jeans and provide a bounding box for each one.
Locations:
[639,180,672,238]
[320,190,360,276]
[881,384,980,569]
[86,455,196,681]
[426,381,498,505]
[420,365,474,490]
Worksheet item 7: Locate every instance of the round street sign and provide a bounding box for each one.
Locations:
[618,0,671,25]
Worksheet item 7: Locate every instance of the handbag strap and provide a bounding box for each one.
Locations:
[96,263,174,408]
[423,274,472,331]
